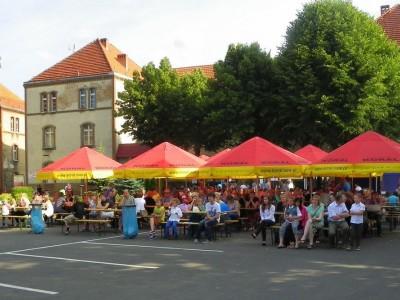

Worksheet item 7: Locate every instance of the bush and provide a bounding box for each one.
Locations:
[88,178,144,194]
[11,186,34,200]
[0,193,13,203]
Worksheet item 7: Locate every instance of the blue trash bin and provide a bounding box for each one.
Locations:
[122,205,138,239]
[31,204,45,234]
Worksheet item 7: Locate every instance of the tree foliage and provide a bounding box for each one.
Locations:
[204,43,279,150]
[117,58,209,154]
[118,0,400,153]
[275,0,400,149]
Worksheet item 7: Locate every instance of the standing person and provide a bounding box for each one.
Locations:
[1,199,11,227]
[349,193,365,251]
[328,193,350,248]
[300,194,325,249]
[277,196,302,249]
[194,193,221,243]
[164,198,182,239]
[252,196,275,246]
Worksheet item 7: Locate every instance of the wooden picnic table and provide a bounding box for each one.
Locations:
[85,208,121,212]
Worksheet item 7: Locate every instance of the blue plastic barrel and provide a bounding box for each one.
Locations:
[122,205,138,239]
[31,204,45,234]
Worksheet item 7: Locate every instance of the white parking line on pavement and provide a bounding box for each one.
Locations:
[0,282,58,295]
[5,252,159,269]
[0,234,123,254]
[83,241,224,253]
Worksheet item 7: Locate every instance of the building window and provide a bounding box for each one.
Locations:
[41,93,48,112]
[50,91,57,112]
[89,88,96,109]
[79,89,87,109]
[10,117,14,132]
[43,126,56,149]
[12,145,18,162]
[81,123,95,147]
[15,118,19,132]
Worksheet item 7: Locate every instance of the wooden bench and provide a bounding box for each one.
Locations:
[238,217,250,231]
[160,221,200,238]
[223,219,239,237]
[1,215,30,230]
[57,218,111,234]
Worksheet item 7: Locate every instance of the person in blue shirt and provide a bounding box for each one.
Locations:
[387,192,399,206]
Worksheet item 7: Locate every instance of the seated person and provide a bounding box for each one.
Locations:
[328,193,350,248]
[278,196,302,249]
[226,195,240,220]
[54,191,66,214]
[194,193,221,243]
[252,196,275,246]
[300,194,324,249]
[148,197,165,239]
[164,198,182,239]
[387,192,399,207]
[42,193,54,223]
[63,196,88,235]
[13,194,31,225]
[98,194,114,219]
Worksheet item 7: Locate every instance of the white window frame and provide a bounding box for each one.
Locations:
[81,123,95,147]
[15,117,19,132]
[43,126,56,149]
[10,117,14,132]
[12,145,18,162]
[89,88,96,109]
[79,89,87,109]
[50,92,57,112]
[41,93,48,112]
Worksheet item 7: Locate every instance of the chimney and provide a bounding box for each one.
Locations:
[99,38,108,49]
[381,5,390,16]
[117,53,128,70]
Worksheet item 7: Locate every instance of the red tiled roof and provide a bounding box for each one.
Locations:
[28,38,141,83]
[116,143,151,159]
[174,65,215,79]
[377,4,400,45]
[0,83,24,111]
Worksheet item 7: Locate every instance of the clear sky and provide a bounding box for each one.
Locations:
[0,0,398,98]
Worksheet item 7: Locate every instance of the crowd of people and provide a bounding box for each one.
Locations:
[0,178,399,251]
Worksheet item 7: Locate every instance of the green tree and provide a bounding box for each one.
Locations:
[117,58,209,154]
[204,43,279,150]
[276,0,400,149]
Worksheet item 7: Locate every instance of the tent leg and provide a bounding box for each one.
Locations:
[310,177,313,194]
[369,174,372,191]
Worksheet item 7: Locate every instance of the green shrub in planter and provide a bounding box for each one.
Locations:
[11,186,34,200]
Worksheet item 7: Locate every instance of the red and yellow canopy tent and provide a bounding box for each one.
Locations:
[199,137,310,179]
[295,144,328,164]
[36,147,121,181]
[309,131,400,177]
[199,154,210,161]
[114,142,206,179]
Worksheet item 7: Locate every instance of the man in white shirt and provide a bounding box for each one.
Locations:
[327,193,349,248]
[194,193,221,243]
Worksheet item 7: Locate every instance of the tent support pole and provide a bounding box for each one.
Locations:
[369,174,372,191]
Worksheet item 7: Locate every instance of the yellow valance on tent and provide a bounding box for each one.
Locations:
[114,167,199,179]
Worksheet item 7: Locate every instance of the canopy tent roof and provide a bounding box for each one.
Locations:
[199,154,210,161]
[115,142,206,178]
[36,147,121,180]
[295,144,328,163]
[310,131,400,176]
[199,137,310,178]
